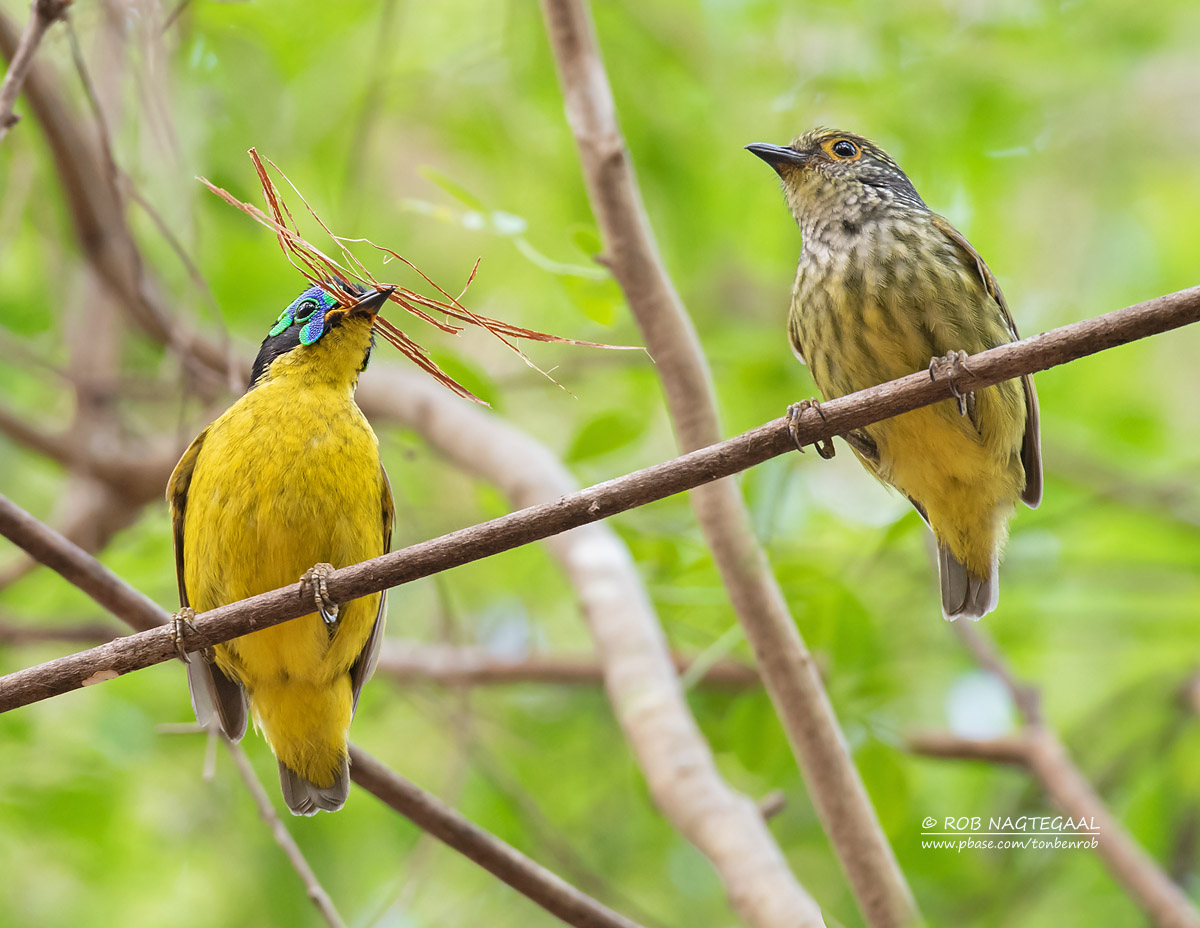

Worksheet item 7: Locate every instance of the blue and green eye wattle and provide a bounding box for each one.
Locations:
[269,287,339,345]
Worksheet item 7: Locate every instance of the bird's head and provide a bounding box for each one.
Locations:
[746,128,926,229]
[248,283,394,390]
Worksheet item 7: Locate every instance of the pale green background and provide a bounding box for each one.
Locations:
[2,1,1199,925]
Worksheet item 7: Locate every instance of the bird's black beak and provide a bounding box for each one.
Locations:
[745,143,809,174]
[348,286,395,317]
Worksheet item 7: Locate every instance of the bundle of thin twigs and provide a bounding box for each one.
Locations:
[200,149,635,403]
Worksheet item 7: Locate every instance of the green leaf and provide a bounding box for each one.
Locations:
[570,224,604,257]
[566,411,647,462]
[514,237,607,279]
[558,275,624,325]
[418,166,488,211]
[426,350,500,409]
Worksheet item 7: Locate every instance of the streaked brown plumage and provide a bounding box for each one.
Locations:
[749,128,1042,619]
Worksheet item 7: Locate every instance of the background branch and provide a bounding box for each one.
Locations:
[906,731,1030,766]
[0,616,121,645]
[359,367,817,922]
[0,623,759,688]
[0,504,650,928]
[4,282,1200,710]
[0,9,223,386]
[543,1,1200,922]
[907,624,1200,928]
[349,746,644,928]
[0,29,814,916]
[376,640,759,689]
[0,0,69,142]
[224,739,348,928]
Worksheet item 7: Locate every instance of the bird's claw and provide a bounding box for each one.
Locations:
[787,399,836,459]
[170,607,198,664]
[301,563,340,632]
[928,350,974,417]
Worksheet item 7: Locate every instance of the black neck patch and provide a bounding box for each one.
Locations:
[246,282,372,391]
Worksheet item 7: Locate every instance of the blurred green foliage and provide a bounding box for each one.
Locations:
[2,1,1200,926]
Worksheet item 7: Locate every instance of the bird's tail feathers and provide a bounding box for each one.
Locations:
[937,543,998,621]
[186,658,248,741]
[279,756,350,816]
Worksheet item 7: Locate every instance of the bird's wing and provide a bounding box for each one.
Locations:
[931,213,1043,509]
[350,464,393,713]
[786,295,808,365]
[166,429,208,611]
[165,428,248,739]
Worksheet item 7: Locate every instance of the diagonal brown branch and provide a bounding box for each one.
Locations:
[908,625,1200,928]
[0,494,165,634]
[359,367,817,923]
[0,25,814,915]
[2,282,1200,711]
[0,0,70,143]
[0,623,758,688]
[0,517,647,928]
[349,746,642,928]
[540,0,1193,922]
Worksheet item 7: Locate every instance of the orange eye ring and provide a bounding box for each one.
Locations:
[823,138,862,161]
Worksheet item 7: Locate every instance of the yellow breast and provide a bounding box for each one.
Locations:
[180,367,385,784]
[183,375,384,666]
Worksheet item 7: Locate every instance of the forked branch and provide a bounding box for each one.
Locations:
[0,0,70,143]
[908,625,1200,928]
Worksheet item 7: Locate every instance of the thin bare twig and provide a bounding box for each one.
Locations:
[0,10,223,388]
[348,746,644,928]
[0,0,70,143]
[359,367,813,921]
[3,282,1200,710]
[950,622,1042,724]
[0,514,647,928]
[224,739,348,928]
[464,740,670,928]
[906,731,1031,767]
[539,2,1196,923]
[0,28,814,916]
[376,640,758,688]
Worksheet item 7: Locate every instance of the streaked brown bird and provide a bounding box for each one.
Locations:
[748,128,1041,620]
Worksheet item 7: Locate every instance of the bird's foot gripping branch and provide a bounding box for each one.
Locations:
[3,282,1200,717]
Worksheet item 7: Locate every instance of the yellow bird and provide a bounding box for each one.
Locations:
[749,129,1042,619]
[167,283,394,814]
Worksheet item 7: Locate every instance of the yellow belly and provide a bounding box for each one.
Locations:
[182,380,384,786]
[860,395,1024,575]
[798,293,1027,576]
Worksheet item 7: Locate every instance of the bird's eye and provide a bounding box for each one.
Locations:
[831,139,858,159]
[294,299,320,322]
